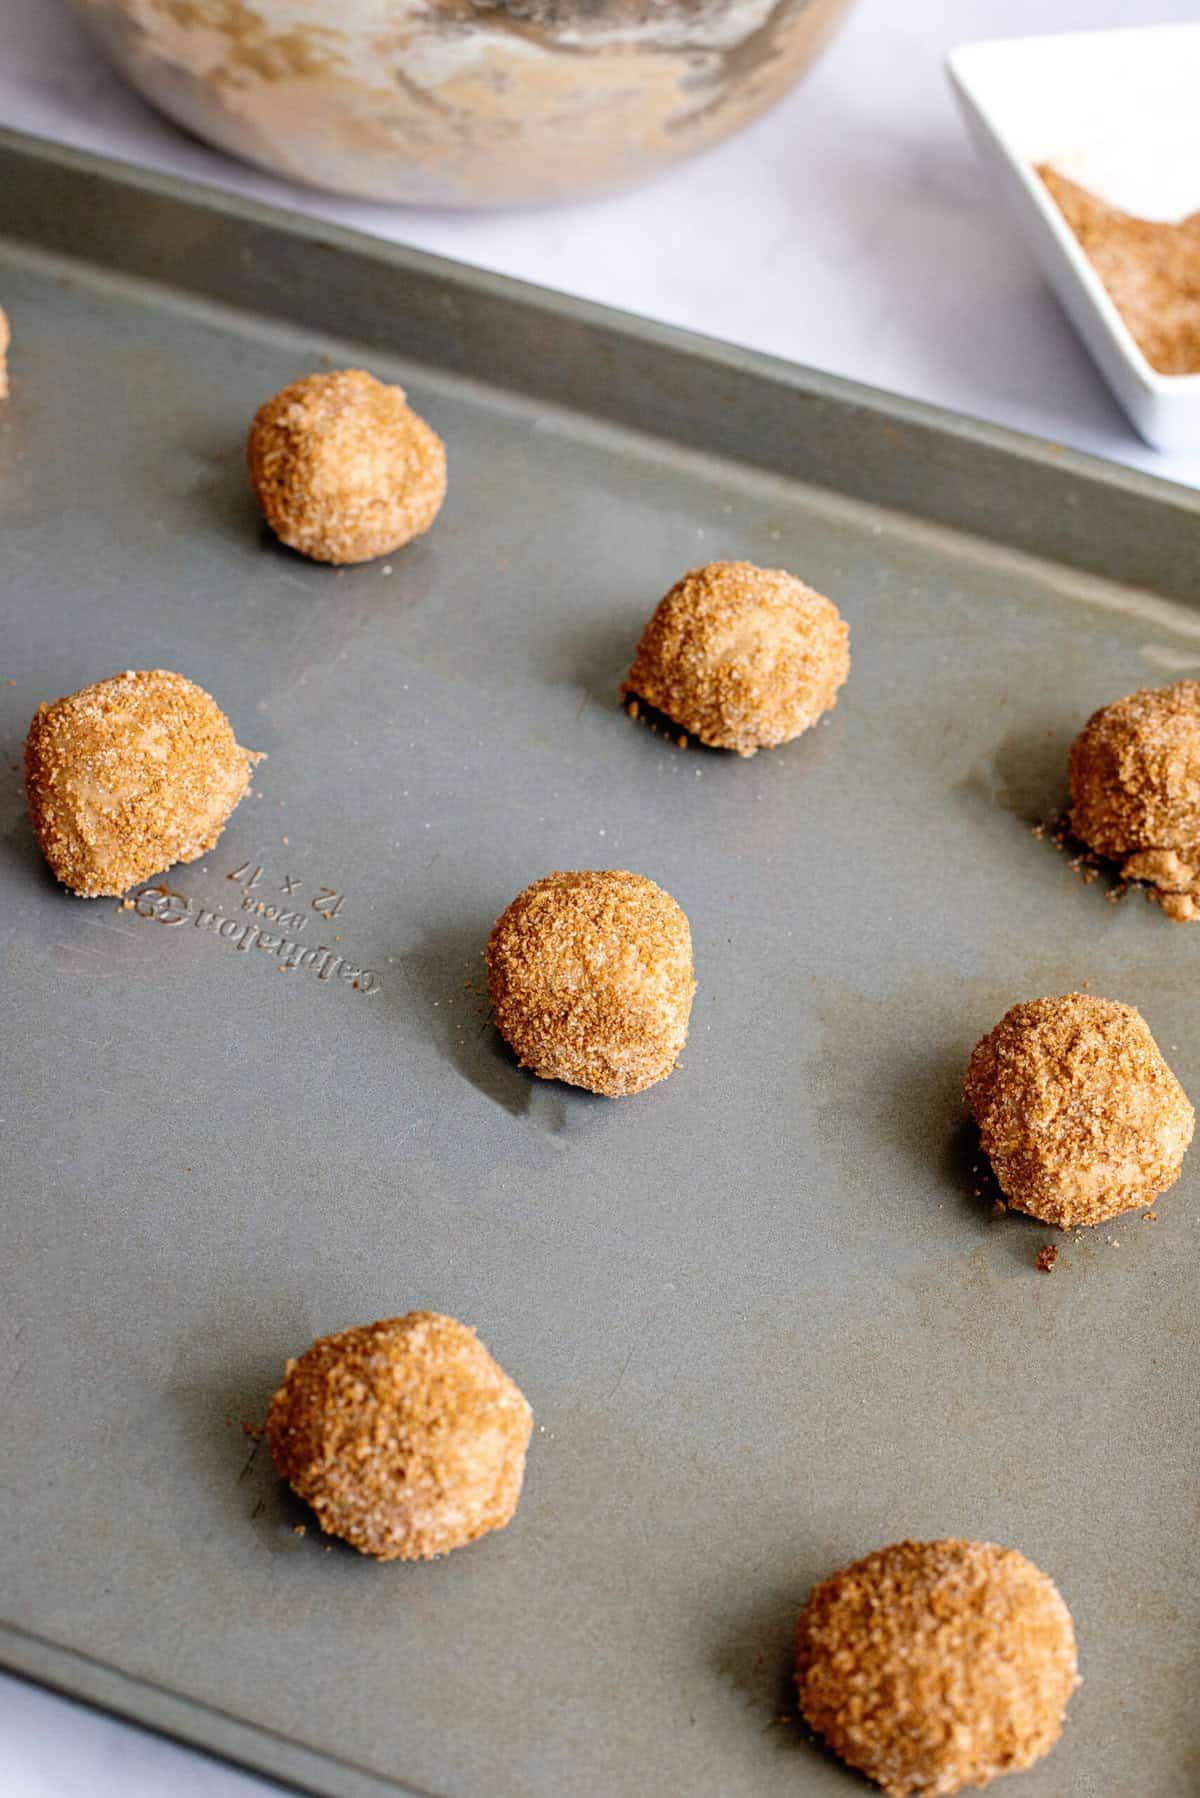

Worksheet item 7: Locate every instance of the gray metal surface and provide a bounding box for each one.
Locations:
[1,134,1197,1798]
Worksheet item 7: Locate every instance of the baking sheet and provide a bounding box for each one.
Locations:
[1,132,1198,1798]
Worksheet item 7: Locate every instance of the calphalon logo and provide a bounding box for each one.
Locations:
[133,880,381,996]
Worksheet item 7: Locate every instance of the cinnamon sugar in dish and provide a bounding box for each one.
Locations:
[1039,166,1200,375]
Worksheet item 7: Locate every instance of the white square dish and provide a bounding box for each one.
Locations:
[947,24,1200,452]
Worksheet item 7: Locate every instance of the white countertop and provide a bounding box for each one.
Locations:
[2,1,1196,1794]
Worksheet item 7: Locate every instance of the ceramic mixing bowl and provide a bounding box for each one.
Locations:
[70,0,854,206]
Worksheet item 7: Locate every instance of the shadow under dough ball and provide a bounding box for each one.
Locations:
[796,1538,1079,1798]
[24,668,256,898]
[621,560,849,756]
[486,869,696,1096]
[1068,679,1200,920]
[266,1312,532,1561]
[247,368,446,565]
[964,992,1193,1227]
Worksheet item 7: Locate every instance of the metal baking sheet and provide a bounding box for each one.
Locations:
[2,131,1198,1798]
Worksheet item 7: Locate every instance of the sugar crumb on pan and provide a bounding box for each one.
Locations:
[485,869,695,1097]
[621,560,849,757]
[247,368,446,565]
[24,669,257,898]
[964,993,1193,1228]
[266,1312,531,1562]
[795,1537,1079,1797]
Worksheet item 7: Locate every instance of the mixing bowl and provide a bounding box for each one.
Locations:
[70,0,854,206]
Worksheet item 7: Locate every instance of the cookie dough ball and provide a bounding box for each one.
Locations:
[797,1539,1078,1797]
[486,869,695,1096]
[247,369,446,564]
[964,993,1193,1227]
[621,561,849,757]
[25,669,255,898]
[1070,681,1200,857]
[266,1312,532,1562]
[1069,682,1200,919]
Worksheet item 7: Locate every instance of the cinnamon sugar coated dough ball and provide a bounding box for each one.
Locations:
[24,669,256,898]
[964,993,1192,1228]
[266,1313,532,1562]
[1069,681,1200,920]
[247,369,446,564]
[486,869,695,1096]
[796,1539,1079,1798]
[621,560,849,756]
